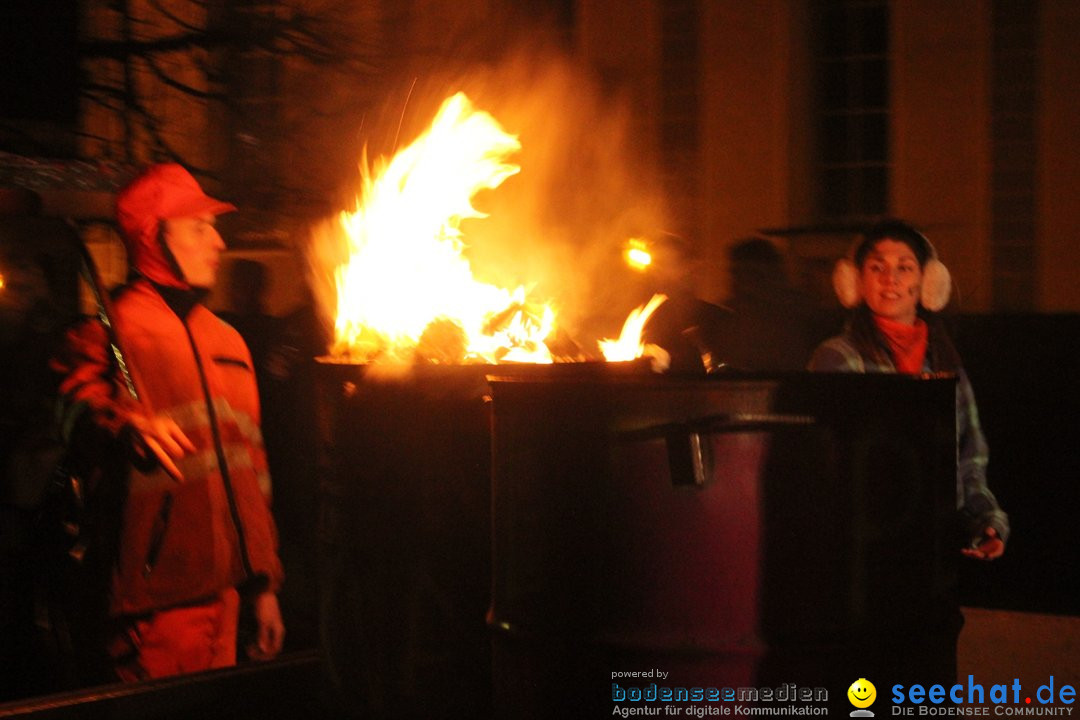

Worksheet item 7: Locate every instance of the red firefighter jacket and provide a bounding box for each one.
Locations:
[55,280,284,615]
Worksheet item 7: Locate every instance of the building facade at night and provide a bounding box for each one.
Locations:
[2,0,1078,715]
[5,0,1077,312]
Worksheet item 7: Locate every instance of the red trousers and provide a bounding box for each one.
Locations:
[109,588,240,682]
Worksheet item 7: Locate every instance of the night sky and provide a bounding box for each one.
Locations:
[1,0,80,124]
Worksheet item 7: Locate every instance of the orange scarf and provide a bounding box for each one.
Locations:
[873,315,929,373]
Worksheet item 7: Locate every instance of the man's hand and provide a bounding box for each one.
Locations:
[126,412,195,482]
[247,591,285,661]
[961,527,1005,561]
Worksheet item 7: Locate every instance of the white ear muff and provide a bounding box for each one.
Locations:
[832,258,861,308]
[920,258,952,311]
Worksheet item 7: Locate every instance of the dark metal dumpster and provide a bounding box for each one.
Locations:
[487,373,958,717]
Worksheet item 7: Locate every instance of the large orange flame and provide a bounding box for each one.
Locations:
[328,92,554,364]
[321,91,666,366]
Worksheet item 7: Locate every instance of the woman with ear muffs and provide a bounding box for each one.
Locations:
[808,219,1009,561]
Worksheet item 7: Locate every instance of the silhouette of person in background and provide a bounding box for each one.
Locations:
[219,259,280,384]
[0,188,81,700]
[634,233,728,375]
[713,237,818,372]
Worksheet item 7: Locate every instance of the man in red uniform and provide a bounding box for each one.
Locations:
[53,164,285,680]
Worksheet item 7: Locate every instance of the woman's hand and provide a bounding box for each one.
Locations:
[961,526,1005,560]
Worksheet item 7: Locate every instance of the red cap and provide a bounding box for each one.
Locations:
[115,164,236,287]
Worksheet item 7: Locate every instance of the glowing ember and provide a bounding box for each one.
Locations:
[328,92,556,364]
[599,293,667,362]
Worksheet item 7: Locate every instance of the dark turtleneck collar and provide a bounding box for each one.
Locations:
[151,281,210,319]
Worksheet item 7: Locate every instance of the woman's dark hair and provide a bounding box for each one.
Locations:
[853,219,933,269]
[847,304,893,367]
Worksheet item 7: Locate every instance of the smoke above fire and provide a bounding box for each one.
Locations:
[308,49,676,364]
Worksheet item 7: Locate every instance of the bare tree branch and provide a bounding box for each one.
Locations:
[146,0,205,35]
[77,0,381,198]
[193,53,220,80]
[144,55,224,100]
[76,128,126,145]
[127,96,185,165]
[79,32,222,60]
[120,0,136,161]
[82,82,128,100]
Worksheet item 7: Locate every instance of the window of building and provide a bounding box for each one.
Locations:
[989,0,1038,312]
[812,0,890,222]
[659,0,702,237]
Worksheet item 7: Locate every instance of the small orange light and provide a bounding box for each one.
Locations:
[625,238,652,272]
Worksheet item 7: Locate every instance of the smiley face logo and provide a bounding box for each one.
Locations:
[847,678,877,709]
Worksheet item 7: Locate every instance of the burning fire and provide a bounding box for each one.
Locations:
[599,293,667,363]
[322,91,662,366]
[328,92,555,364]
